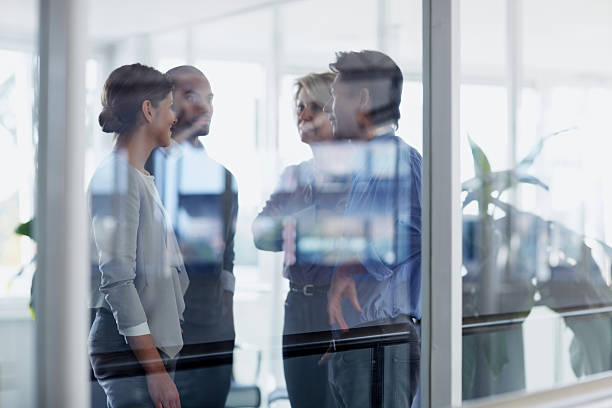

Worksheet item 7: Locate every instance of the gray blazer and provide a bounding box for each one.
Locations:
[89,153,189,358]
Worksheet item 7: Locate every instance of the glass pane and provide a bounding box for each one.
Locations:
[461,0,612,401]
[84,1,422,407]
[0,1,38,406]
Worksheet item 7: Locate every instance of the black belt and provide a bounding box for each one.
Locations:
[289,282,330,297]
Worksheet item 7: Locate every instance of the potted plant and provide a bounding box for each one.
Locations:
[461,130,612,398]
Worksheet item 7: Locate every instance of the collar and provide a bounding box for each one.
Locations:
[370,124,396,139]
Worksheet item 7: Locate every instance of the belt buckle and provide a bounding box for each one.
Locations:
[302,284,314,296]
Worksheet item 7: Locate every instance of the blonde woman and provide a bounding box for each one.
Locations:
[253,72,342,408]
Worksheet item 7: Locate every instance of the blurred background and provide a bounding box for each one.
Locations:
[1,0,612,406]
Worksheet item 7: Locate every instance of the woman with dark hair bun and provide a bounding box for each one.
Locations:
[88,63,188,408]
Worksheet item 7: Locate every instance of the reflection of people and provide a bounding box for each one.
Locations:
[88,63,188,408]
[324,51,422,408]
[252,72,340,408]
[153,65,237,408]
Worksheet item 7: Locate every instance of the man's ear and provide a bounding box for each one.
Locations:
[358,88,370,111]
[141,100,154,123]
[356,88,372,128]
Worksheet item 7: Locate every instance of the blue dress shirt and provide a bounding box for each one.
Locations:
[339,132,422,328]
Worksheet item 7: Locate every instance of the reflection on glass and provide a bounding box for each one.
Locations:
[461,0,612,398]
[255,51,422,408]
[153,65,237,406]
[4,0,427,406]
[89,64,187,408]
[254,72,341,408]
[0,43,37,408]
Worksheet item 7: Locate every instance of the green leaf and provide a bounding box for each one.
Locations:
[462,172,549,210]
[462,192,478,209]
[516,174,549,190]
[468,134,491,177]
[493,172,550,197]
[463,128,570,209]
[0,74,17,135]
[14,218,35,241]
[462,177,482,193]
[515,127,576,173]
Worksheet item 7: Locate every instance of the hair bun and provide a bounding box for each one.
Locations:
[99,63,173,135]
[98,107,123,133]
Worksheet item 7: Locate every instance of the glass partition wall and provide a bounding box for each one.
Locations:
[30,1,427,407]
[0,1,37,406]
[461,0,612,402]
[3,0,612,407]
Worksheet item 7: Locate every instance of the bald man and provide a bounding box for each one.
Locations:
[153,66,237,408]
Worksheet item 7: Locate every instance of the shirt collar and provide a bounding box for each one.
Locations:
[371,124,396,139]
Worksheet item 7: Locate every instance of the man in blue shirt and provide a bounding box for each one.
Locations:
[324,50,422,408]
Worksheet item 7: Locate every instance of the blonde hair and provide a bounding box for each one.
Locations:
[294,72,336,109]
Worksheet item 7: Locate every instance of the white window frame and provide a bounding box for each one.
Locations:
[421,0,462,407]
[37,0,89,407]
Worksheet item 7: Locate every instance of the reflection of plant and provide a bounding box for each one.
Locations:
[13,218,36,280]
[14,218,34,240]
[461,129,612,397]
[462,129,576,214]
[461,133,552,394]
[461,132,560,319]
[0,74,17,135]
[13,218,36,318]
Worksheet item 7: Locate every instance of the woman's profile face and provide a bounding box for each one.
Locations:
[149,92,176,147]
[296,88,333,144]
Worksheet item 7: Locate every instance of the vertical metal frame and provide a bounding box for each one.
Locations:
[422,0,462,407]
[37,0,89,406]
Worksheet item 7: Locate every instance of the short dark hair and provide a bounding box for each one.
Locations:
[98,63,173,134]
[329,50,403,127]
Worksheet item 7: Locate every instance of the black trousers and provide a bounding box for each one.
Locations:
[282,287,335,408]
[174,319,235,408]
[328,316,421,408]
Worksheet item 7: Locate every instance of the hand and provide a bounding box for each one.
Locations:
[125,334,180,407]
[318,343,334,366]
[327,264,363,332]
[146,371,181,408]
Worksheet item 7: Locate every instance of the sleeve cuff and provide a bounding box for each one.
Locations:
[119,321,151,337]
[221,270,236,293]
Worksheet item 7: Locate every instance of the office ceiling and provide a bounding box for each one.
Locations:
[0,0,298,45]
[87,0,298,44]
[2,0,612,79]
